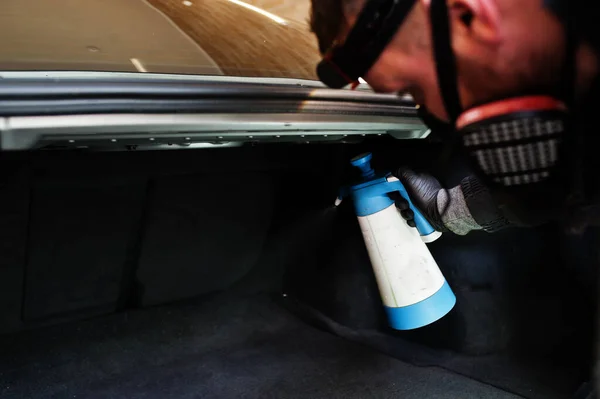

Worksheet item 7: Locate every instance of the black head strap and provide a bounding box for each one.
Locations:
[429,0,462,123]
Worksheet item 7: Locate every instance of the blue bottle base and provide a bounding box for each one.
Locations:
[385,281,456,331]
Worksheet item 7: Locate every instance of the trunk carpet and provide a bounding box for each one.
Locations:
[0,293,519,399]
[283,297,581,399]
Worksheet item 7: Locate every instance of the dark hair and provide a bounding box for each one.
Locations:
[309,0,354,54]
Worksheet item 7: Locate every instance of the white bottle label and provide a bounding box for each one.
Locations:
[358,205,446,308]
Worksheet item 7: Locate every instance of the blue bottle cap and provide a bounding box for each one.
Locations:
[351,153,375,179]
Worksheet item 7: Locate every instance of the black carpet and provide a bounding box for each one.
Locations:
[0,293,519,399]
[284,297,585,399]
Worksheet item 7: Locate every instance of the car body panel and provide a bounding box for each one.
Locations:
[0,0,319,79]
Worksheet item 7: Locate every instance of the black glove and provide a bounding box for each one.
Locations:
[390,169,516,235]
[389,168,447,232]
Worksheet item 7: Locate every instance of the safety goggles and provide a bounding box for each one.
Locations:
[316,0,417,90]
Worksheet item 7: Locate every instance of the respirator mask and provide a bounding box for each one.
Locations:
[316,0,581,225]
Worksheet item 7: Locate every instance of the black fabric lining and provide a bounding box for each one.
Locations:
[116,178,154,310]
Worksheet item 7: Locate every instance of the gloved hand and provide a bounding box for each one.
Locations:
[389,169,508,235]
[389,169,447,232]
[388,191,417,228]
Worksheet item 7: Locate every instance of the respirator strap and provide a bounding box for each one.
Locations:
[429,0,463,123]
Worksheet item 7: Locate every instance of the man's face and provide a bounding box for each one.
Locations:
[360,2,450,120]
[364,36,450,121]
[336,1,449,119]
[336,0,571,122]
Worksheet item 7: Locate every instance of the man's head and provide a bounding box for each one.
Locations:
[310,0,576,121]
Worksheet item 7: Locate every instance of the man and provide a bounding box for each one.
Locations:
[309,1,599,396]
[310,0,600,236]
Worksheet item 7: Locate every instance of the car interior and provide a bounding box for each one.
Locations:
[0,73,596,399]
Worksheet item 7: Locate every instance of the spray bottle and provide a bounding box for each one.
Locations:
[336,153,456,330]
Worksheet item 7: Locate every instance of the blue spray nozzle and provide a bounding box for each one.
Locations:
[351,153,376,180]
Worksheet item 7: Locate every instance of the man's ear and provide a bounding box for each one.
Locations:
[420,0,502,44]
